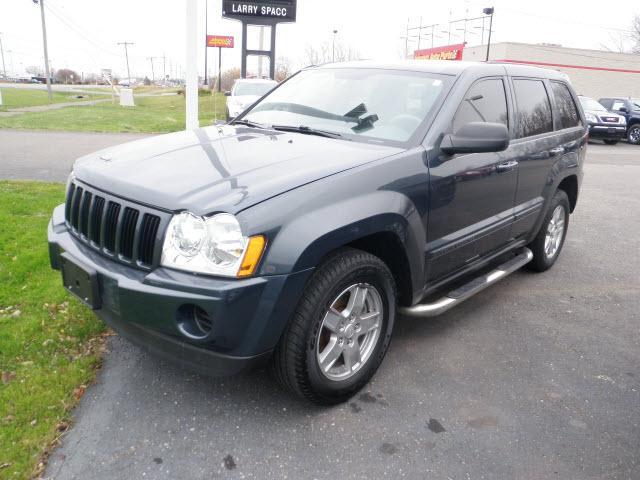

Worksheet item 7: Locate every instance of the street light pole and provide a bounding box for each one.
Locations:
[332,29,338,62]
[33,0,53,101]
[204,0,208,86]
[0,33,6,79]
[483,7,494,61]
[148,57,156,83]
[117,41,134,85]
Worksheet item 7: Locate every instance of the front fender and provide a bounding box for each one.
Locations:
[256,190,425,302]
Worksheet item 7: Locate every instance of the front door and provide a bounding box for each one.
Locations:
[426,77,518,281]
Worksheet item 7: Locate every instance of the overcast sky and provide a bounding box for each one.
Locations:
[1,0,639,80]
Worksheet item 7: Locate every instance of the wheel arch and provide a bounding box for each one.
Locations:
[557,174,578,213]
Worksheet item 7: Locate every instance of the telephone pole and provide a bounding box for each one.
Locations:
[33,0,53,101]
[0,33,6,79]
[117,41,134,85]
[204,0,208,86]
[162,53,166,83]
[147,56,157,83]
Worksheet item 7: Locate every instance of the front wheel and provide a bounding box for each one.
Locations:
[272,248,396,405]
[603,139,619,145]
[527,189,570,272]
[628,125,640,145]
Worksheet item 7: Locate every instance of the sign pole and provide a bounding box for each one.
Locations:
[185,0,199,129]
[218,47,222,92]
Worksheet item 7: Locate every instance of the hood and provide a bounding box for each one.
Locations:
[73,125,402,215]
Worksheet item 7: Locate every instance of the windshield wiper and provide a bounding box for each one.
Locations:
[271,124,345,139]
[230,118,269,129]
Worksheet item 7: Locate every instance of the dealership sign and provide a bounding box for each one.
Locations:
[206,35,234,48]
[222,0,296,22]
[414,43,465,61]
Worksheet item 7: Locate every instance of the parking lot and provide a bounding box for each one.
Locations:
[26,139,636,479]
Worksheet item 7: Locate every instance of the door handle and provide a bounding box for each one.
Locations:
[496,160,518,173]
[549,147,565,156]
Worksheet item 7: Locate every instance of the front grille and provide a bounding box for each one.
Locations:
[64,180,167,269]
[599,116,619,124]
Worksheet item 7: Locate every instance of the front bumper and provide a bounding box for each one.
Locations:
[48,204,313,376]
[588,123,626,140]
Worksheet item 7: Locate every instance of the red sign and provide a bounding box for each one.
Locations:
[414,43,465,61]
[206,35,234,48]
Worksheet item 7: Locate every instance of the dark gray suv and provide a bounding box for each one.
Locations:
[49,61,586,404]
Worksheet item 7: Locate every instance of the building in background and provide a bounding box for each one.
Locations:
[463,42,640,98]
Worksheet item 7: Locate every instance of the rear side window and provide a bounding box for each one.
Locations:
[513,79,553,138]
[599,98,613,110]
[551,82,581,129]
[612,100,626,111]
[452,78,508,133]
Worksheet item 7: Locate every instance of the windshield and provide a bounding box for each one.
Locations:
[632,99,640,109]
[240,68,451,143]
[579,97,607,112]
[233,82,277,97]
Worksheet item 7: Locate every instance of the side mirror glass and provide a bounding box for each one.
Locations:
[441,122,510,155]
[224,91,231,97]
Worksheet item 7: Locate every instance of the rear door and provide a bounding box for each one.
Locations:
[509,77,562,239]
[426,76,519,280]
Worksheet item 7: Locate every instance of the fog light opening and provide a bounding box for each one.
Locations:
[176,304,213,340]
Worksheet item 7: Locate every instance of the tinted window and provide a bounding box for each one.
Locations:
[452,78,508,133]
[551,82,580,129]
[513,79,553,138]
[599,98,613,109]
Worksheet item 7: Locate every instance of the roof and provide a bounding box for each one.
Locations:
[311,60,567,80]
[234,78,278,84]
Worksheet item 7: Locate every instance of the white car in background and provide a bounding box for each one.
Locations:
[225,78,278,120]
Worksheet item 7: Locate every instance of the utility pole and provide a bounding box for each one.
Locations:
[148,57,156,83]
[162,53,166,83]
[257,26,265,77]
[332,29,338,62]
[33,0,53,101]
[117,41,134,85]
[0,33,6,79]
[204,0,208,86]
[483,7,494,61]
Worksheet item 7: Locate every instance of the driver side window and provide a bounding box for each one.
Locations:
[452,78,508,133]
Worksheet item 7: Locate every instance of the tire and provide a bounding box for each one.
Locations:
[603,139,619,145]
[526,189,570,272]
[628,124,640,145]
[272,248,396,405]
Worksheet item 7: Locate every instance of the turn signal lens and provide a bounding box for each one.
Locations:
[237,235,266,278]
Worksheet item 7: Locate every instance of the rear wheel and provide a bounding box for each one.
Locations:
[603,139,619,145]
[272,248,396,405]
[628,124,640,145]
[527,189,570,272]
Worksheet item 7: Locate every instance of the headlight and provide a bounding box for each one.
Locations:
[585,112,597,123]
[161,212,266,278]
[620,116,627,125]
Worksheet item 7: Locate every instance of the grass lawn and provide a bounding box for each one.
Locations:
[0,88,100,112]
[0,92,228,133]
[0,181,104,479]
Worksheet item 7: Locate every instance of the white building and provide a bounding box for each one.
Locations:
[463,42,640,99]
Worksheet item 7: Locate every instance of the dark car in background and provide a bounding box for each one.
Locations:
[48,61,586,404]
[598,97,640,145]
[578,95,626,145]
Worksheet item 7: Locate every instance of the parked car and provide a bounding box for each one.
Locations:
[225,78,278,120]
[577,96,627,145]
[48,61,585,404]
[598,97,640,145]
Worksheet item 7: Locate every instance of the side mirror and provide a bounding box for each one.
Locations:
[618,106,629,113]
[224,91,231,96]
[441,122,510,155]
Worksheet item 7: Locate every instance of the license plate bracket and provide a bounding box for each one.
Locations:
[60,252,101,310]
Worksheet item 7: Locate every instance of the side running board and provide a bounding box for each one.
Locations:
[399,248,533,318]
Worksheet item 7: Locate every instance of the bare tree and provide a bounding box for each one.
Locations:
[600,32,631,54]
[633,15,640,54]
[54,68,79,84]
[25,65,44,77]
[220,67,241,91]
[303,41,360,66]
[275,56,293,82]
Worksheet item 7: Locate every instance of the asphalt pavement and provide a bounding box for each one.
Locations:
[0,130,150,182]
[1,131,638,479]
